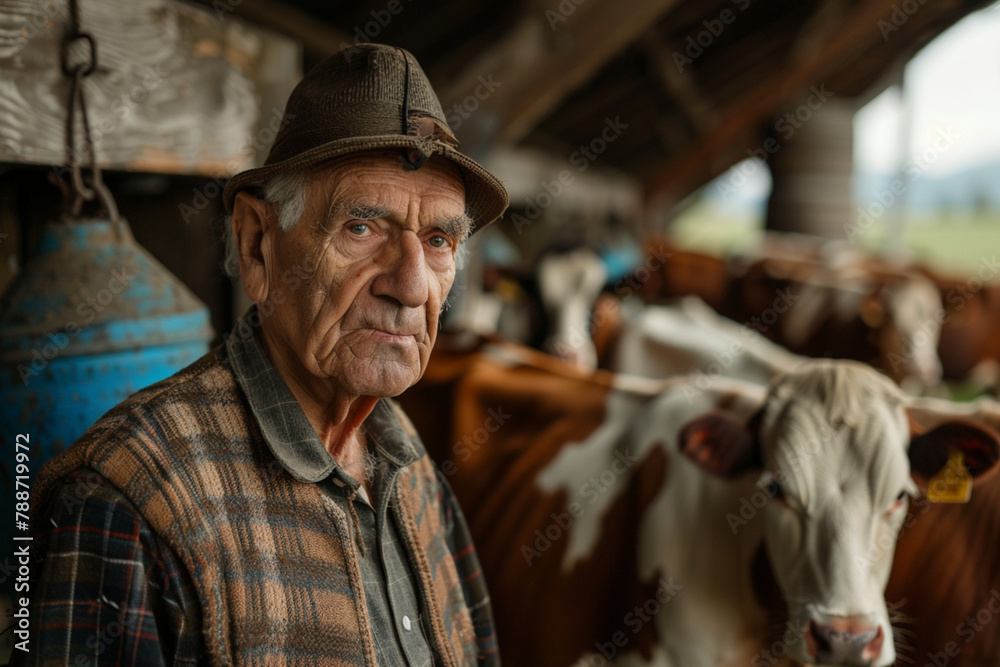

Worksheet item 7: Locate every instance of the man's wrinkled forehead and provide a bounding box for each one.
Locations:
[312,153,471,234]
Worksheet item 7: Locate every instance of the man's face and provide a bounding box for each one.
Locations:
[256,152,469,399]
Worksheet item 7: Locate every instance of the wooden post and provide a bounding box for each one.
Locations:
[765,97,859,238]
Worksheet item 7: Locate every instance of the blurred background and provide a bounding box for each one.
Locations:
[4,0,999,343]
[673,6,1000,268]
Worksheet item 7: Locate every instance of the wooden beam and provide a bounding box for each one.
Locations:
[0,0,300,176]
[659,0,742,34]
[654,117,689,155]
[639,31,717,135]
[642,0,960,204]
[188,0,351,60]
[791,0,851,62]
[438,0,683,149]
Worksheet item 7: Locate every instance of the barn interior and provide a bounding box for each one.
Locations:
[3,0,995,337]
[2,0,1000,663]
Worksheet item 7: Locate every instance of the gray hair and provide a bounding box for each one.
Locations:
[222,170,310,278]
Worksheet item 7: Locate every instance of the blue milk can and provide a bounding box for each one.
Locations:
[0,217,213,557]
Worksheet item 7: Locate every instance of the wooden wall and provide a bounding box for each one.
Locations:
[0,0,300,174]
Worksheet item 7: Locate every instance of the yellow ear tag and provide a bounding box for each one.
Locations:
[927,449,973,504]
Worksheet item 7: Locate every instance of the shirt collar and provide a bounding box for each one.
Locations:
[225,305,423,484]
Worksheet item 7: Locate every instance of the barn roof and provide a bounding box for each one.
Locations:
[202,0,995,208]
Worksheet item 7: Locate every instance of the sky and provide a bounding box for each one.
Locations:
[854,3,1000,176]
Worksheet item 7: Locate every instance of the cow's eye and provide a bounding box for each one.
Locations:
[887,489,909,514]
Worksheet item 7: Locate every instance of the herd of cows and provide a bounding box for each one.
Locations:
[399,239,1000,667]
[629,238,1000,395]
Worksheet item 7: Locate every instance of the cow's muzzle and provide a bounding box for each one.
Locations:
[804,615,884,666]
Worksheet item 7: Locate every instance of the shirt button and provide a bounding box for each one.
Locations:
[402,615,412,631]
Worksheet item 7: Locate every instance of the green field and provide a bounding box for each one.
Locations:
[669,203,1000,277]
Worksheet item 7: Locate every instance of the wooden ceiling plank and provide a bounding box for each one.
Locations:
[188,0,350,59]
[791,0,852,62]
[639,31,717,135]
[439,0,683,147]
[660,0,746,35]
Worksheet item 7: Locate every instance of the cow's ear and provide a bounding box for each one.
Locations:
[680,410,761,477]
[908,420,1000,483]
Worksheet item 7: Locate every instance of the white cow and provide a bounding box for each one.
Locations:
[536,359,1000,667]
[612,295,804,384]
[537,247,608,371]
[611,280,942,397]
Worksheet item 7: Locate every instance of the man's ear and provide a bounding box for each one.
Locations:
[908,418,1000,485]
[679,409,762,478]
[232,191,273,304]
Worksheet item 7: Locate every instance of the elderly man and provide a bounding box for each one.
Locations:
[20,44,507,666]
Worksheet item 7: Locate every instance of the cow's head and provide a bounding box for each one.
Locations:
[680,360,1000,667]
[865,276,943,391]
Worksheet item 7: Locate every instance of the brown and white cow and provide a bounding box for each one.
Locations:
[927,274,1000,391]
[729,254,944,394]
[605,299,1000,664]
[637,240,945,393]
[883,396,1000,665]
[606,295,804,385]
[400,339,999,667]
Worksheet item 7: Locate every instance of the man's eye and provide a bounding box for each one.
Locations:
[348,222,371,236]
[428,234,450,248]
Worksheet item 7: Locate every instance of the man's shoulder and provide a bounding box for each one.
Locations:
[42,467,144,529]
[34,467,158,570]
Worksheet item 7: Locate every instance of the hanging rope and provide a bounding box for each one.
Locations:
[60,0,122,231]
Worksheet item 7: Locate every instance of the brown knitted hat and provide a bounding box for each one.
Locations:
[223,44,508,232]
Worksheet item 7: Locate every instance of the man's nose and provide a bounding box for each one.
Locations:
[372,232,429,308]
